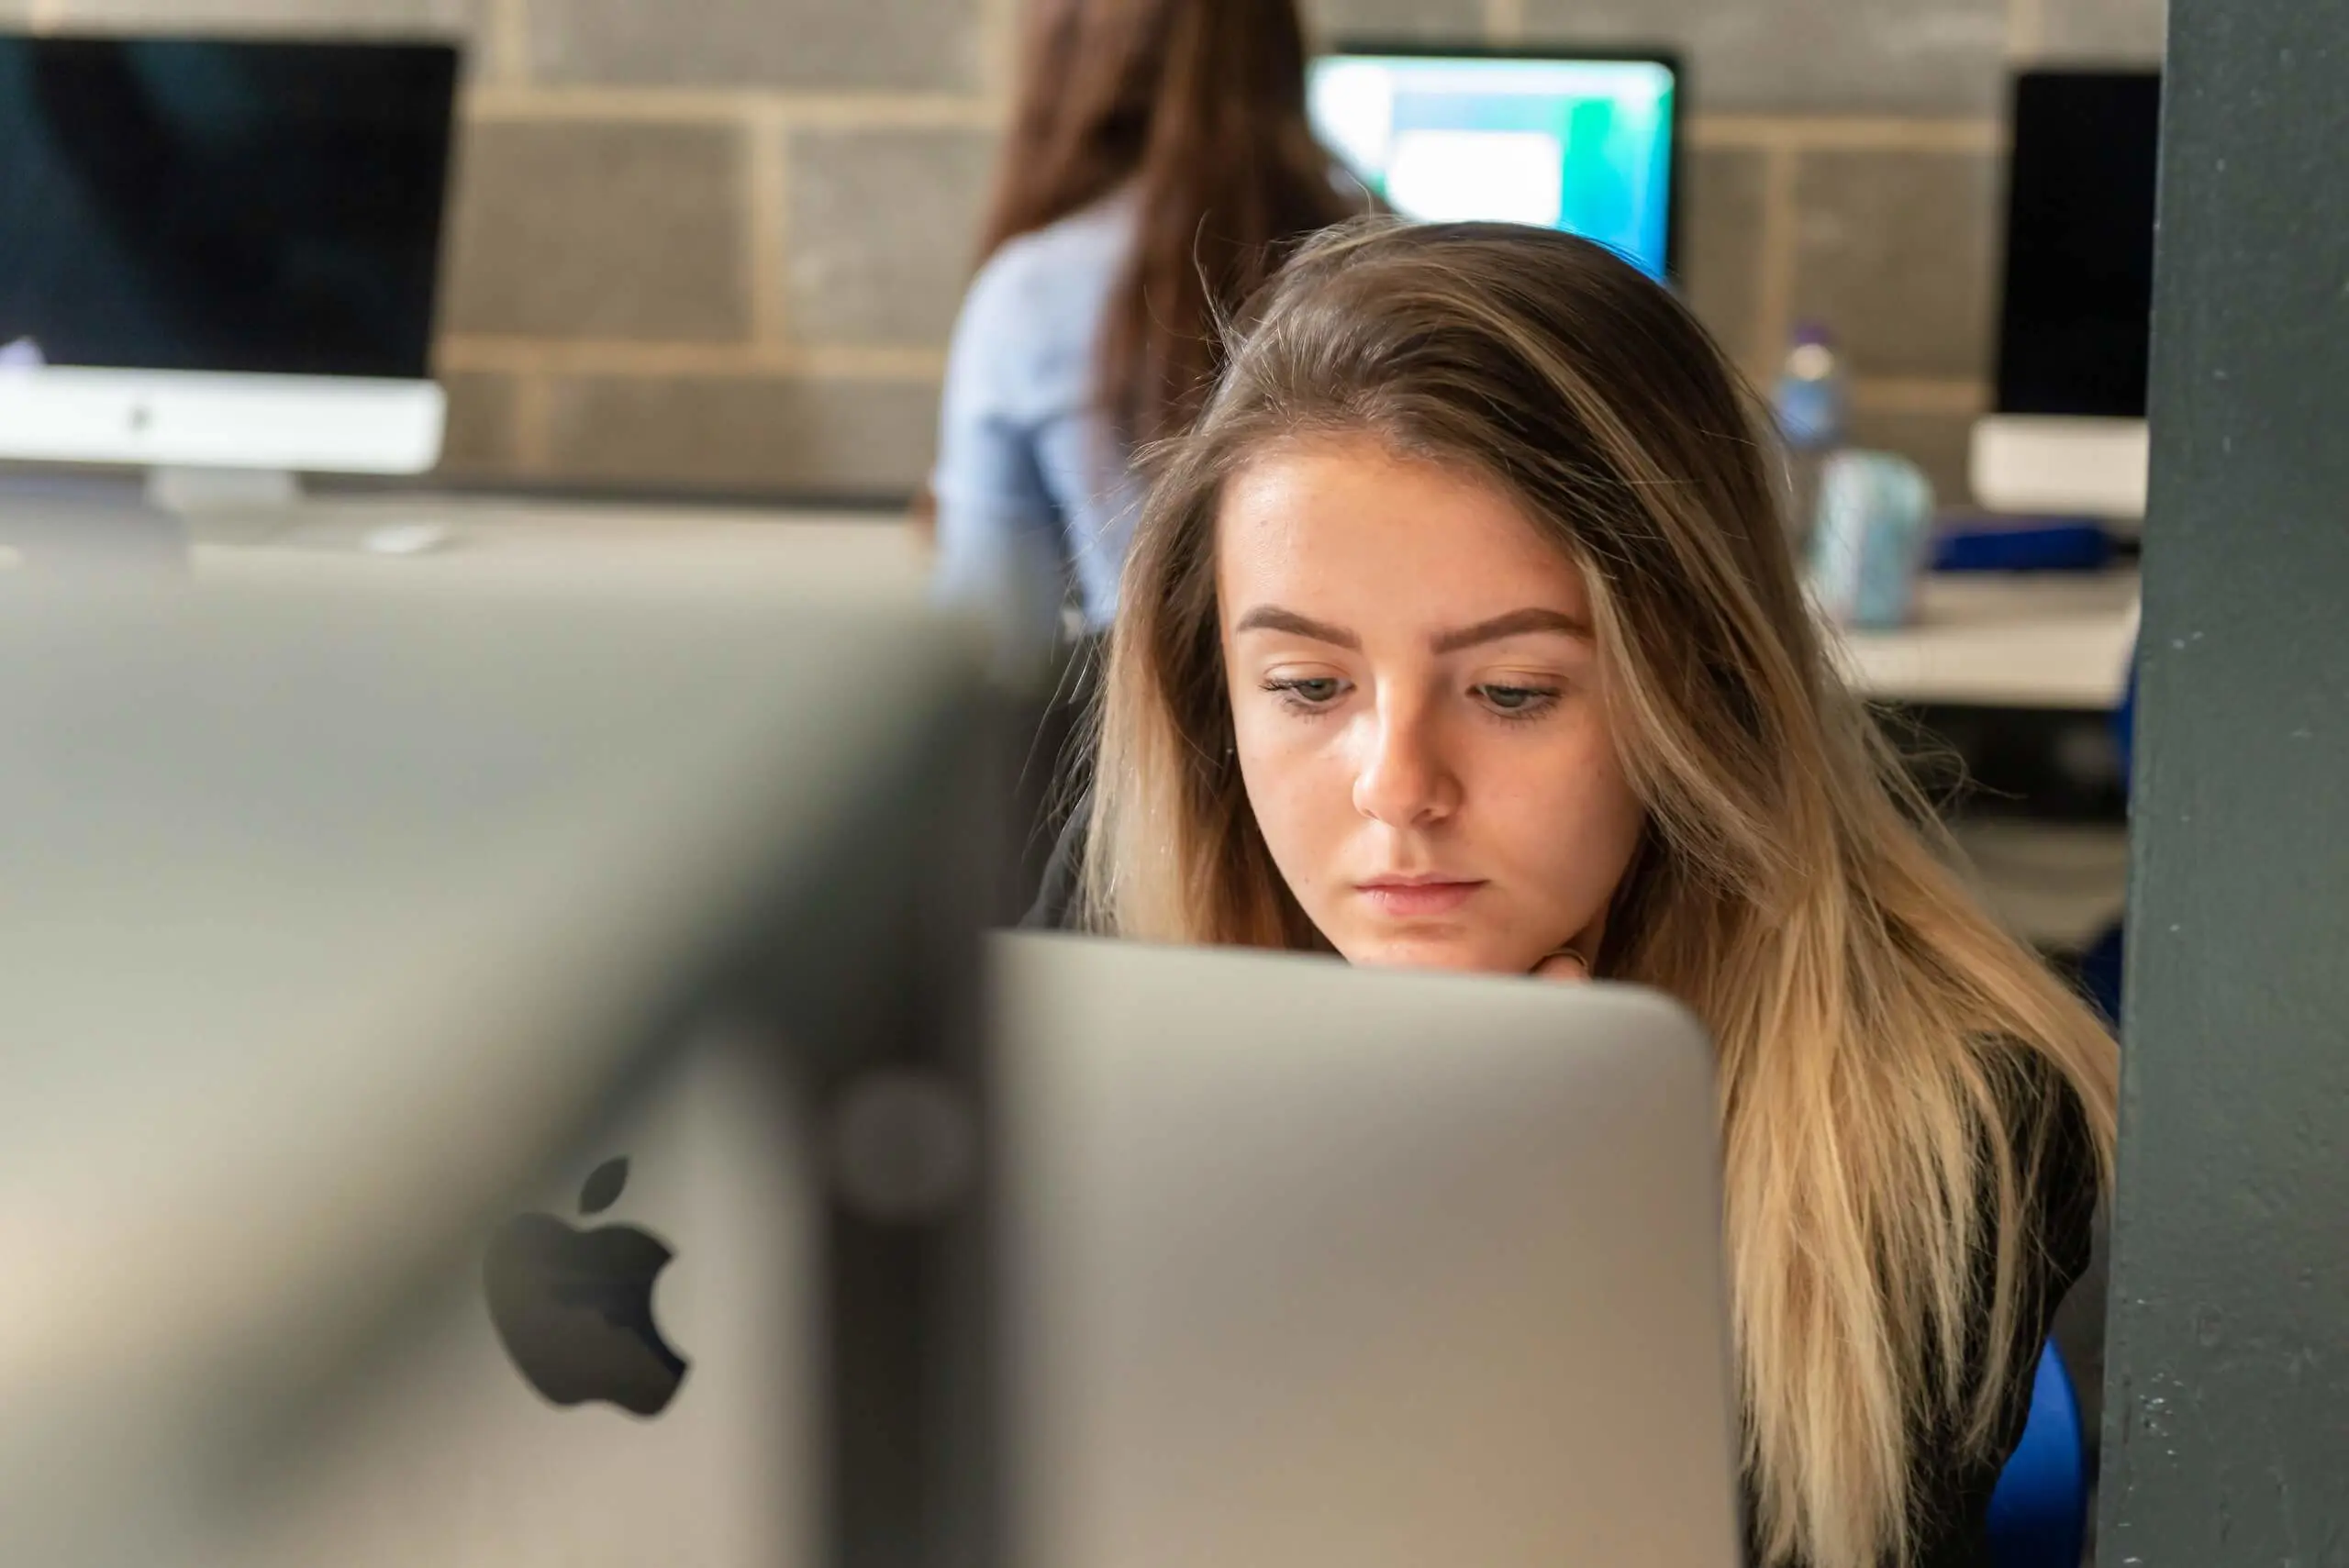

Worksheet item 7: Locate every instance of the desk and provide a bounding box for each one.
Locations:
[1831,568,2142,711]
[195,498,2142,714]
[187,492,928,597]
[1828,570,2140,952]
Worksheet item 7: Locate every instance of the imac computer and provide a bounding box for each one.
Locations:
[1308,44,1682,282]
[0,36,459,508]
[1971,70,2162,523]
[0,588,1000,1568]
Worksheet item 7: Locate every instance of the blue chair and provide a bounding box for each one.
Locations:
[2076,921,2125,1028]
[1987,1340,2089,1568]
[2078,656,2137,1026]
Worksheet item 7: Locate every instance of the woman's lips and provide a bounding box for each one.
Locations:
[1355,880,1486,917]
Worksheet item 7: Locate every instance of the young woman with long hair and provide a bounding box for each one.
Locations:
[1036,219,2119,1568]
[927,0,1363,672]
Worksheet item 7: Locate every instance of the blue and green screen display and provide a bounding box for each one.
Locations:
[1308,54,1677,280]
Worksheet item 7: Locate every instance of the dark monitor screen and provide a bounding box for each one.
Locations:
[0,37,457,381]
[1995,70,2162,418]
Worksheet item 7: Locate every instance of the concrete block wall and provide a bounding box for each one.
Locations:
[6,0,2168,503]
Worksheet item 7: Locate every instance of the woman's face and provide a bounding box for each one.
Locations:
[1217,435,1646,974]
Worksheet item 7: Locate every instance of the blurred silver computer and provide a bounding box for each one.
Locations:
[1971,70,2163,523]
[0,585,1000,1568]
[992,933,1745,1568]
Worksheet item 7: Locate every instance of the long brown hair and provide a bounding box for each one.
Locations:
[975,0,1360,450]
[1080,219,2120,1568]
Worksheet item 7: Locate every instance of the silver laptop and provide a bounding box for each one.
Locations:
[992,931,1745,1568]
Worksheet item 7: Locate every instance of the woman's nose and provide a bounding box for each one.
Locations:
[1352,701,1457,828]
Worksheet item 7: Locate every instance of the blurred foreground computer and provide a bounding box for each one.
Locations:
[1971,70,2162,523]
[0,36,458,507]
[0,586,1000,1568]
[1308,43,1682,281]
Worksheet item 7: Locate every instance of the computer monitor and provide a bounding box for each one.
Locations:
[1971,70,2162,521]
[0,586,1000,1568]
[0,36,458,488]
[1308,45,1681,282]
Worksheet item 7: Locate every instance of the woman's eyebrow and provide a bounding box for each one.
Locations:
[1431,607,1592,654]
[1231,606,1362,649]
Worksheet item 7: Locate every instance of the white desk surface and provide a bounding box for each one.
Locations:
[188,493,929,596]
[189,494,2141,712]
[1829,567,2141,711]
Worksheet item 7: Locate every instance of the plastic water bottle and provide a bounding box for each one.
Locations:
[1775,323,1847,549]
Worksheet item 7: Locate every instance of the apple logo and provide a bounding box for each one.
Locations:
[484,1157,689,1418]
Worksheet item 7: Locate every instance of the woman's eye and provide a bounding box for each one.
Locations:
[1264,676,1346,709]
[1475,683,1562,718]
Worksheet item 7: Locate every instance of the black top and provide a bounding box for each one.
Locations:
[1023,800,2100,1568]
[1891,1058,2098,1568]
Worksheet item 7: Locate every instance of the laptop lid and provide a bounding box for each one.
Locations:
[991,931,1742,1568]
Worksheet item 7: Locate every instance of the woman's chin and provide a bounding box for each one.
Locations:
[1334,927,1546,976]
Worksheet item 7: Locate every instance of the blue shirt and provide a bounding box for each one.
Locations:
[930,195,1141,672]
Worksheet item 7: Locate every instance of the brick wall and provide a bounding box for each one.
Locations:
[4,0,2168,503]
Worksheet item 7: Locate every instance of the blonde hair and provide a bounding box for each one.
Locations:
[1078,220,2119,1568]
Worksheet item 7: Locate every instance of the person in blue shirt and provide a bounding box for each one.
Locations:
[928,0,1364,673]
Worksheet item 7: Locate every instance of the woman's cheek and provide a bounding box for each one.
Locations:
[1240,753,1340,898]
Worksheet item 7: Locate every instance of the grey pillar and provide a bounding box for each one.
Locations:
[2100,0,2349,1559]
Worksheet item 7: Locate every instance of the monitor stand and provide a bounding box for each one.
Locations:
[0,467,306,518]
[0,466,310,573]
[3,466,456,567]
[147,464,301,511]
[146,466,306,542]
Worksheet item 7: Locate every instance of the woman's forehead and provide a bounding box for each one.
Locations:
[1215,436,1590,627]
